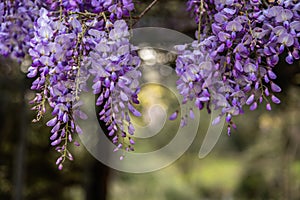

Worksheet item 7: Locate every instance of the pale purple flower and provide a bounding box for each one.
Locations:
[271,82,282,93]
[169,111,179,120]
[271,95,281,104]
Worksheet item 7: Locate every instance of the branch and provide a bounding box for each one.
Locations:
[138,0,159,19]
[133,0,159,25]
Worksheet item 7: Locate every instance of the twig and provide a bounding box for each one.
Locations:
[133,0,159,25]
[198,0,204,42]
[139,0,159,19]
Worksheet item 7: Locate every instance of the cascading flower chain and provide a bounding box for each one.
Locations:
[0,0,299,169]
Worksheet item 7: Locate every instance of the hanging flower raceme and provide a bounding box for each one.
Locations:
[87,20,141,156]
[28,7,87,169]
[25,1,140,168]
[177,0,300,134]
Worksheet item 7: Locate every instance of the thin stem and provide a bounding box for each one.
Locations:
[139,0,159,19]
[69,10,100,17]
[74,22,87,101]
[198,0,204,42]
[61,123,70,164]
[133,0,159,26]
[129,11,133,37]
[59,0,63,21]
[101,12,107,22]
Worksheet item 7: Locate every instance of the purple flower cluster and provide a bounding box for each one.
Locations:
[11,0,141,170]
[44,0,134,20]
[3,0,299,169]
[90,0,134,20]
[0,0,136,61]
[25,1,140,167]
[0,0,39,61]
[180,0,300,134]
[87,20,141,155]
[28,8,86,169]
[175,39,220,126]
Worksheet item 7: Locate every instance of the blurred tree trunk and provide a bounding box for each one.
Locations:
[84,160,110,200]
[12,75,27,200]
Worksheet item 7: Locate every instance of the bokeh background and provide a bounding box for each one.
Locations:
[1,1,300,199]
